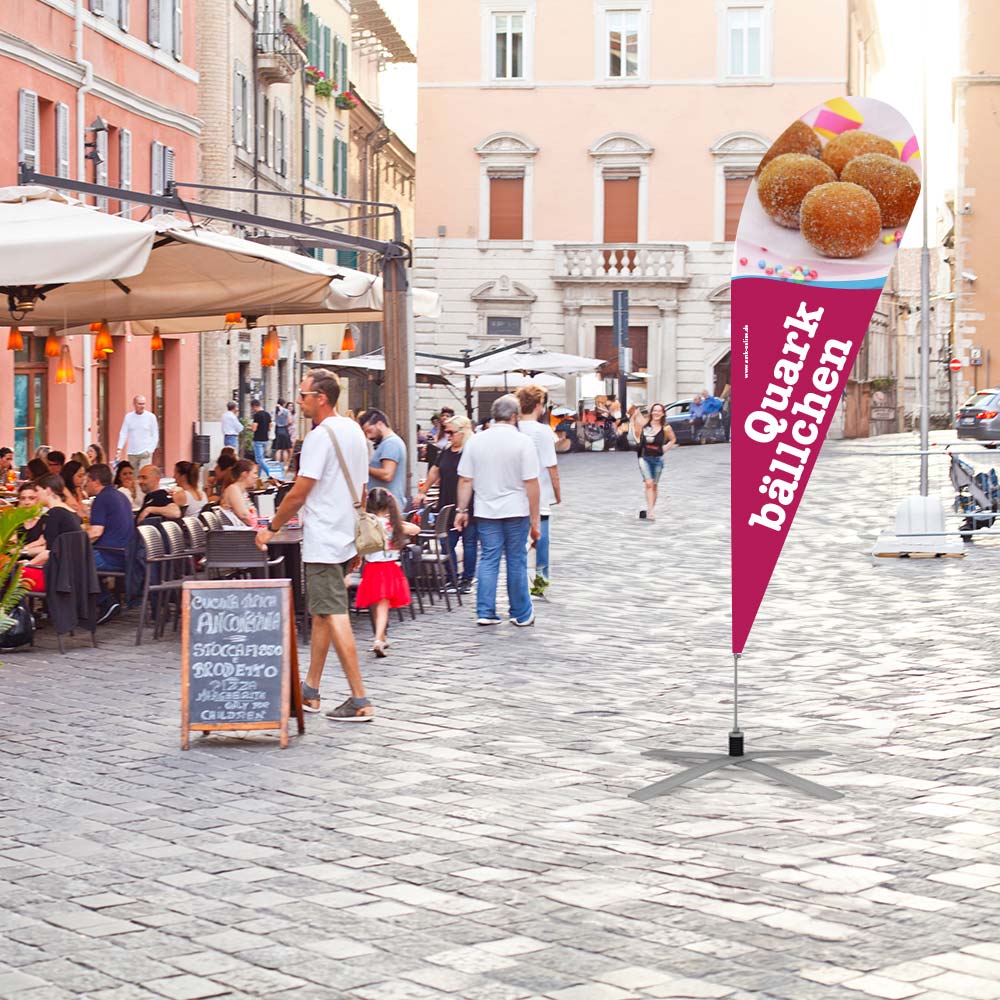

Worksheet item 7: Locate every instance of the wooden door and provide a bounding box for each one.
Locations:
[595,325,648,376]
[603,176,638,273]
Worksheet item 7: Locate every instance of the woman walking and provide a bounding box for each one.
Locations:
[354,487,420,656]
[273,400,293,468]
[629,403,676,520]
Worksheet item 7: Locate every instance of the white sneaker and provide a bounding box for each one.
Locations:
[477,617,502,626]
[510,612,536,627]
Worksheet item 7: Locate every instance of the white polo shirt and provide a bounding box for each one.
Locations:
[457,422,539,519]
[297,415,369,564]
[517,419,558,509]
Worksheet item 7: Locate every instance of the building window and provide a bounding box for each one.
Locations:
[94,1,130,30]
[233,69,251,148]
[303,111,310,181]
[13,338,48,468]
[333,135,347,195]
[258,94,270,163]
[18,89,38,171]
[486,316,522,338]
[709,131,769,240]
[56,103,70,178]
[720,2,771,82]
[316,123,325,186]
[493,12,524,79]
[724,173,752,239]
[95,129,109,211]
[119,128,132,216]
[274,104,286,176]
[488,174,524,240]
[151,140,175,202]
[606,10,640,79]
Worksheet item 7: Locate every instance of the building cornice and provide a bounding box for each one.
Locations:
[420,76,847,90]
[0,31,202,136]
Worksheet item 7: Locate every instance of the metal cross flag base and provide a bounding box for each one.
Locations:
[630,655,844,803]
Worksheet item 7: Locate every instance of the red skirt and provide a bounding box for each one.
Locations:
[21,566,45,592]
[355,560,411,609]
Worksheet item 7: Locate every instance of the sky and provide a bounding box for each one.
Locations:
[375,0,961,236]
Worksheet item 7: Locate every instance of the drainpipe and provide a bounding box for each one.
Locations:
[75,0,94,449]
[252,0,260,214]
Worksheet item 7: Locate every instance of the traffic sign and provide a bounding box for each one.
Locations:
[950,358,962,373]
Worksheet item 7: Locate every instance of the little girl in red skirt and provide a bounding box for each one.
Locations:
[354,487,420,656]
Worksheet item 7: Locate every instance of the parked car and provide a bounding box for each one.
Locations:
[955,389,1000,446]
[664,399,727,445]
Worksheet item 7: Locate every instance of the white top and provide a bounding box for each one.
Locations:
[517,419,558,509]
[180,489,206,517]
[118,485,142,511]
[297,414,369,564]
[117,409,159,455]
[365,514,400,563]
[457,422,539,519]
[221,410,243,436]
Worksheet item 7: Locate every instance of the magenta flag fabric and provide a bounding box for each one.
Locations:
[731,97,920,654]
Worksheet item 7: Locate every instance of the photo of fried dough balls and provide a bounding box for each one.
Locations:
[755,120,823,177]
[800,182,882,258]
[821,130,898,177]
[840,153,921,228]
[757,154,837,228]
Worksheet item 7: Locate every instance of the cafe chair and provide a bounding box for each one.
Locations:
[418,504,461,611]
[46,530,100,654]
[134,524,190,646]
[204,529,285,581]
[199,507,223,531]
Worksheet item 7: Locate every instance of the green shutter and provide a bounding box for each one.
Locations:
[303,116,310,180]
[323,27,331,80]
[340,39,348,92]
[332,137,340,195]
[333,34,341,94]
[317,126,324,185]
[339,137,348,197]
[337,249,359,269]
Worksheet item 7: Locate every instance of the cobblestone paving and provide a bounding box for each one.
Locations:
[3,435,1000,1000]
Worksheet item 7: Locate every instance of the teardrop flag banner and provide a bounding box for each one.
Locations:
[731,97,921,655]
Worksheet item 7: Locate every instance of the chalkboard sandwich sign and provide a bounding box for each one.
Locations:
[181,579,304,749]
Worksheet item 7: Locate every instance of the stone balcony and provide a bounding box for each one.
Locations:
[254,31,304,84]
[553,243,689,283]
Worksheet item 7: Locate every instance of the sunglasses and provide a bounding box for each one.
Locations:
[298,390,319,398]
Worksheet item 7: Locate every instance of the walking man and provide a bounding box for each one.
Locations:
[117,395,159,470]
[359,408,407,510]
[256,369,374,721]
[222,401,243,450]
[455,394,540,627]
[251,399,271,469]
[515,384,561,597]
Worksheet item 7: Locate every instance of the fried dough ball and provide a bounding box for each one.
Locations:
[755,120,822,178]
[821,130,898,177]
[800,182,882,258]
[757,154,837,228]
[841,153,921,228]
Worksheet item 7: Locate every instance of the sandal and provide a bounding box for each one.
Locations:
[301,683,321,714]
[326,697,374,723]
[371,640,387,658]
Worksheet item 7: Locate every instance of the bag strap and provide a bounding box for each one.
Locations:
[322,421,362,510]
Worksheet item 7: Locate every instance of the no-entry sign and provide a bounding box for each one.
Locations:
[950,358,962,373]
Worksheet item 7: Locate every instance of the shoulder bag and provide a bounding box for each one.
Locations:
[323,423,386,557]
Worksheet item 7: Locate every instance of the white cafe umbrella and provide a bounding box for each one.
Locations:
[471,371,564,390]
[0,190,441,327]
[443,347,604,377]
[307,353,454,387]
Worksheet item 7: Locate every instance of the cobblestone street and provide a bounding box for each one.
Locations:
[4,437,1000,1000]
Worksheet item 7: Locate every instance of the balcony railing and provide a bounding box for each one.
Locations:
[553,243,688,282]
[255,31,304,83]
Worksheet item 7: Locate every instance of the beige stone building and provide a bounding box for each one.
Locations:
[953,0,1000,399]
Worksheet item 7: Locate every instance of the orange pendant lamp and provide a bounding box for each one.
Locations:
[261,326,279,367]
[55,343,76,384]
[6,326,23,351]
[340,326,356,352]
[224,311,242,330]
[94,320,114,355]
[150,326,164,351]
[44,328,60,357]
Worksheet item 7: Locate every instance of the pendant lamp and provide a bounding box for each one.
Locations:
[44,328,60,357]
[6,326,23,351]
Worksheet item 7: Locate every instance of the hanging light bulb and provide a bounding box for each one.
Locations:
[44,328,60,358]
[6,326,23,351]
[261,326,278,368]
[89,322,102,332]
[150,326,164,351]
[94,320,113,354]
[340,326,356,352]
[56,343,76,384]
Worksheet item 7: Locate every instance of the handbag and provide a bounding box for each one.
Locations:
[323,423,386,557]
[0,599,35,650]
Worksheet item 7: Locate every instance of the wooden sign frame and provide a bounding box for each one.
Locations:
[181,579,304,750]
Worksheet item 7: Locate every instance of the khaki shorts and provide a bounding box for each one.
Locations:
[305,560,354,616]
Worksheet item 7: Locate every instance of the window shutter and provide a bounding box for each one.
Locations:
[172,0,182,60]
[333,34,340,92]
[323,27,331,80]
[91,0,105,16]
[243,77,252,151]
[489,176,524,240]
[234,70,244,146]
[55,103,70,178]
[119,128,132,216]
[257,92,266,161]
[96,130,109,210]
[164,146,175,189]
[317,125,324,186]
[340,138,347,197]
[332,136,339,195]
[303,115,310,180]
[275,106,285,176]
[119,0,129,31]
[148,0,161,46]
[340,39,348,92]
[18,90,38,171]
[151,140,164,195]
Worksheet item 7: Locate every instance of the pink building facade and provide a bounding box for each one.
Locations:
[414,0,850,415]
[0,0,200,470]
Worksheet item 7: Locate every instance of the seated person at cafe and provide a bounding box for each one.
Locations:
[207,453,237,501]
[25,458,49,484]
[17,483,45,547]
[60,460,88,516]
[114,461,142,511]
[136,465,182,523]
[19,475,82,592]
[0,446,13,482]
[221,459,259,527]
[85,463,135,622]
[46,450,66,476]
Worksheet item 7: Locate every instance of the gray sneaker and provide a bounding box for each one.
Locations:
[326,697,374,722]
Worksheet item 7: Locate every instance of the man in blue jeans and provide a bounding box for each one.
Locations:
[455,395,541,627]
[85,463,136,624]
[251,399,271,470]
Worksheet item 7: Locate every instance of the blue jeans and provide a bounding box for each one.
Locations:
[447,519,479,586]
[94,547,125,611]
[535,515,551,581]
[224,434,239,449]
[475,516,531,623]
[253,440,268,468]
[638,457,664,484]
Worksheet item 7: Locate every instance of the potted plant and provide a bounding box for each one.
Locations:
[314,79,334,98]
[283,20,310,51]
[0,504,40,650]
[335,91,359,111]
[305,65,324,85]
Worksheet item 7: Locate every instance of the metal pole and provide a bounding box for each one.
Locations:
[919,0,930,496]
[381,250,413,500]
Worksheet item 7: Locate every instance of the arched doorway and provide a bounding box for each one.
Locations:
[713,351,731,396]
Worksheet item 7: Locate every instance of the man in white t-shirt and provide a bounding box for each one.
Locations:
[117,395,159,469]
[455,394,540,628]
[515,384,561,597]
[255,369,373,722]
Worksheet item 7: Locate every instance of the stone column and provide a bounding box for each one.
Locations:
[656,303,678,404]
[563,303,581,406]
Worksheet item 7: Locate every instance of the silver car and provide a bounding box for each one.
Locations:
[955,388,1000,445]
